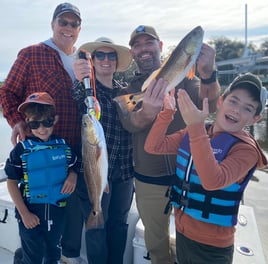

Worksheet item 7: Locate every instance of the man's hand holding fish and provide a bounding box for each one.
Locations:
[134,78,169,127]
[196,43,216,79]
[197,43,220,107]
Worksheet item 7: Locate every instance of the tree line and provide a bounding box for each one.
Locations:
[115,37,268,86]
[1,37,268,86]
[210,37,268,60]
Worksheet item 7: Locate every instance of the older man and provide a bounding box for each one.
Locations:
[0,3,86,264]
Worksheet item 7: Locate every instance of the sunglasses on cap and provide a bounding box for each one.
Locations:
[57,18,81,29]
[27,118,55,130]
[94,51,117,61]
[135,25,146,33]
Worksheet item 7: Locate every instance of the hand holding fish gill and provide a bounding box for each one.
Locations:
[142,78,169,121]
[196,43,220,108]
[196,43,216,79]
[73,54,92,82]
[177,89,209,126]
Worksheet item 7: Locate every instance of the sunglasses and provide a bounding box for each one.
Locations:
[94,51,117,61]
[57,18,81,29]
[27,119,55,130]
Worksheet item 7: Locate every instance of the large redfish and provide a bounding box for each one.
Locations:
[81,114,109,229]
[113,26,204,115]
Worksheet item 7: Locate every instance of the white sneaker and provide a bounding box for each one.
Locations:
[60,255,87,264]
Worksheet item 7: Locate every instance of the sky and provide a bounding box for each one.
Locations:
[0,0,267,80]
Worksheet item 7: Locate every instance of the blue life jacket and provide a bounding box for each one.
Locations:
[169,132,256,226]
[21,138,72,207]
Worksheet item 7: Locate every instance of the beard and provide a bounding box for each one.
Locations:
[134,52,161,74]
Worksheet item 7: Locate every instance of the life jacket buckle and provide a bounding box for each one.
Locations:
[179,196,189,207]
[181,181,190,191]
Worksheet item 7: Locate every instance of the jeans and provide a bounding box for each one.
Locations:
[61,191,84,258]
[18,204,65,264]
[79,167,134,264]
[176,231,234,264]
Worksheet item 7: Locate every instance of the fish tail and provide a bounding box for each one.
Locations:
[86,210,104,230]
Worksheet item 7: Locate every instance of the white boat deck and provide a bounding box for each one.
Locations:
[1,168,268,264]
[0,247,13,263]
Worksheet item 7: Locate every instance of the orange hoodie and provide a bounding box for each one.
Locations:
[144,109,267,247]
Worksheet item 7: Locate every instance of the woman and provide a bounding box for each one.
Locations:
[72,37,134,264]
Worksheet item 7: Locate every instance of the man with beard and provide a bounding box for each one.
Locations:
[117,25,221,264]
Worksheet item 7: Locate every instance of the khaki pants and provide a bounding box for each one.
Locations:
[135,178,175,264]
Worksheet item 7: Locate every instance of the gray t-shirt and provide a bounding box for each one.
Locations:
[43,38,76,82]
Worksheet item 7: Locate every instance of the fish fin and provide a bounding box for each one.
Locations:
[96,146,102,160]
[141,68,161,91]
[86,210,104,230]
[186,65,195,80]
[104,184,109,194]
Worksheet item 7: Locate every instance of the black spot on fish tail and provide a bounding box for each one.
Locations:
[86,210,104,230]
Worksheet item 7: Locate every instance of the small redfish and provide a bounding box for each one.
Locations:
[114,26,204,115]
[81,114,109,229]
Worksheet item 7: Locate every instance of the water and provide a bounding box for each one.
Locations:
[0,114,12,162]
[249,109,268,152]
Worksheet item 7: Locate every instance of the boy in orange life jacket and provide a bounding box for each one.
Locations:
[144,73,267,263]
[4,92,78,264]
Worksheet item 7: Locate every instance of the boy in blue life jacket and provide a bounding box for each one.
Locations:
[4,92,78,264]
[144,73,268,264]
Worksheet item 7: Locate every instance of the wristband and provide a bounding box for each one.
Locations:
[201,70,217,84]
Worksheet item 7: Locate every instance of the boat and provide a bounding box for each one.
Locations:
[0,163,267,264]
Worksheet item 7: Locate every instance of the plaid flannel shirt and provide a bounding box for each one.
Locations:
[0,43,81,154]
[72,79,134,181]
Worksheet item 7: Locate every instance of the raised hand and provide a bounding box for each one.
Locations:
[177,89,209,125]
[163,88,176,111]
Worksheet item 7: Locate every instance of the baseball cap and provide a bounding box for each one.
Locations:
[53,2,81,21]
[18,92,55,113]
[226,72,267,113]
[129,25,160,46]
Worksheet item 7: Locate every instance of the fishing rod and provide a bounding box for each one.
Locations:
[78,50,101,119]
